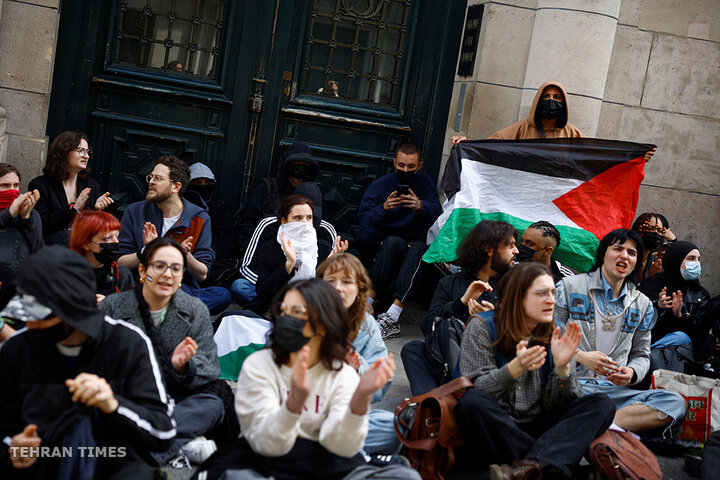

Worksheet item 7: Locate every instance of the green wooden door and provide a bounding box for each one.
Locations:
[48,0,466,237]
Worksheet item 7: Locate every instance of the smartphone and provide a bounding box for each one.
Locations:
[396,184,410,195]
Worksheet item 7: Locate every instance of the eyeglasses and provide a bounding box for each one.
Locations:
[530,289,555,300]
[149,260,185,276]
[75,147,93,156]
[273,302,308,318]
[146,174,168,184]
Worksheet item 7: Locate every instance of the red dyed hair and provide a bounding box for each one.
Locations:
[69,210,122,254]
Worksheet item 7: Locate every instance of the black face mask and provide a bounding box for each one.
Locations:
[641,232,663,251]
[274,315,311,353]
[93,243,121,266]
[538,99,563,119]
[28,322,73,345]
[395,169,417,186]
[287,164,313,181]
[516,244,538,263]
[187,184,214,202]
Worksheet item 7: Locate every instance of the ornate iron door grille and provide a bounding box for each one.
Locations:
[300,0,411,107]
[115,0,225,79]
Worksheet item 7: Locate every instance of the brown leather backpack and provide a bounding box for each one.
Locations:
[394,376,473,480]
[588,429,663,480]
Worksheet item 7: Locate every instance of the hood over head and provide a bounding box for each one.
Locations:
[639,240,700,300]
[189,162,216,183]
[527,81,570,129]
[2,246,105,338]
[282,142,318,181]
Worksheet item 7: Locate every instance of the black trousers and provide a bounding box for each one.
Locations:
[702,430,720,480]
[454,389,615,477]
[401,340,439,396]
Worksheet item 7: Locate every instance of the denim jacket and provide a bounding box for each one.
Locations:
[352,312,391,403]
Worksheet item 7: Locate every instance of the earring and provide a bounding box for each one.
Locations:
[139,276,145,284]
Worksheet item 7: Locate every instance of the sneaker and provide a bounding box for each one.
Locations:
[368,454,411,468]
[180,436,217,464]
[377,312,401,339]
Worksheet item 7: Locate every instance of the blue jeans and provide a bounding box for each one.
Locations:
[181,284,232,315]
[151,392,225,465]
[581,380,687,426]
[364,409,399,455]
[230,278,257,306]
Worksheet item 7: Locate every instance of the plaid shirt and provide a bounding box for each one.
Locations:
[460,316,583,423]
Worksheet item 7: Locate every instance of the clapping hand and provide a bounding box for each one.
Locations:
[287,345,311,414]
[142,222,158,245]
[550,322,581,368]
[280,231,297,274]
[94,192,114,210]
[171,337,198,373]
[329,236,349,257]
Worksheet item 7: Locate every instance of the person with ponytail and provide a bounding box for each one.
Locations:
[99,237,233,467]
[69,210,134,303]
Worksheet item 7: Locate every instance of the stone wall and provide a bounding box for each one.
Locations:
[0,0,60,186]
[442,0,720,294]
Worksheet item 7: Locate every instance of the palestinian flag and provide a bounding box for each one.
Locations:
[424,138,653,272]
[215,313,271,381]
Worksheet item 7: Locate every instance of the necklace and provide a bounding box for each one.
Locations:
[596,291,624,332]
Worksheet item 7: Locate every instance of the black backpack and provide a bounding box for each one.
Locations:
[425,316,466,385]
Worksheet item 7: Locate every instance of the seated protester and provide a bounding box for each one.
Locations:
[555,229,687,432]
[195,278,417,480]
[69,210,134,304]
[455,263,615,479]
[117,155,231,315]
[100,238,231,466]
[185,163,235,263]
[0,246,175,480]
[317,253,398,456]
[631,212,676,282]
[402,220,518,396]
[233,142,320,254]
[373,242,451,340]
[245,194,346,316]
[0,163,43,290]
[640,241,710,348]
[231,182,336,306]
[28,131,113,246]
[356,142,443,335]
[517,221,574,282]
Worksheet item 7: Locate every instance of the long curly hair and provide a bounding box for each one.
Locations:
[44,131,92,181]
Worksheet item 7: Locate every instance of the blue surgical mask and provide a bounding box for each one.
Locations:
[681,261,701,281]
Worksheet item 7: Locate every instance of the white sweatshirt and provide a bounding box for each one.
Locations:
[235,349,368,457]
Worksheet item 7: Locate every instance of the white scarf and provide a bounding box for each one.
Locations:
[277,222,318,280]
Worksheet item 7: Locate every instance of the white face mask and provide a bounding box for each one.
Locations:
[681,261,701,281]
[277,222,318,280]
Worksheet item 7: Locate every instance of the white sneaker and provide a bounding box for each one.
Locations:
[180,436,217,464]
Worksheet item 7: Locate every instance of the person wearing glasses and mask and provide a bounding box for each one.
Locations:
[28,131,114,245]
[100,237,231,467]
[117,155,231,314]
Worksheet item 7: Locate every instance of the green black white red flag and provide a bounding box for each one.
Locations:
[424,138,654,272]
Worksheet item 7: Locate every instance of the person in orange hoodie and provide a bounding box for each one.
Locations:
[452,81,655,159]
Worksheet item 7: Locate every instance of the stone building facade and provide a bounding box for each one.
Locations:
[443,0,720,293]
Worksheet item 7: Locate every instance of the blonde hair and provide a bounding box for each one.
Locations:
[317,253,372,341]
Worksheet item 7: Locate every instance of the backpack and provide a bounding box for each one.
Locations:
[394,376,474,480]
[425,316,465,385]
